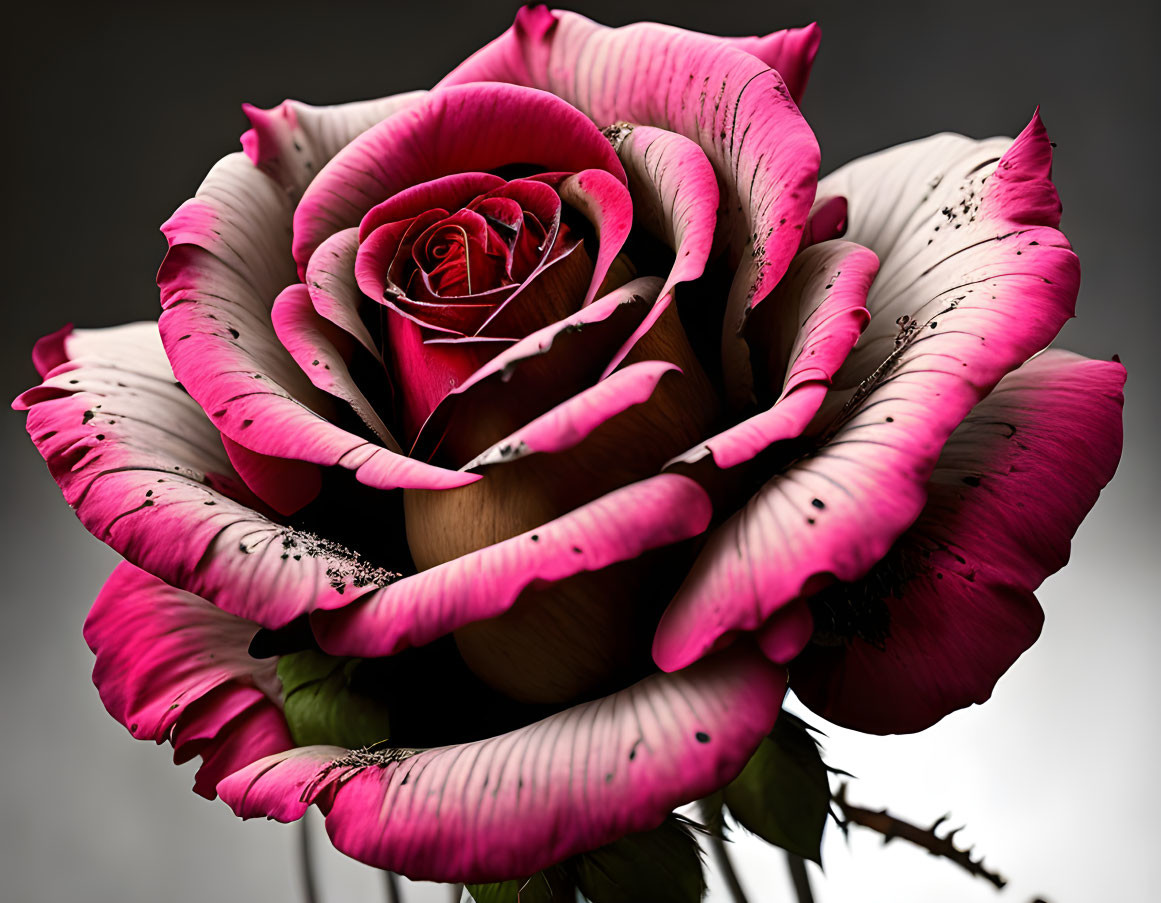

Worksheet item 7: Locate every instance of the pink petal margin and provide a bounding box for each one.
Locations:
[220,646,785,882]
[312,473,712,658]
[791,351,1126,732]
[85,562,291,798]
[654,114,1081,672]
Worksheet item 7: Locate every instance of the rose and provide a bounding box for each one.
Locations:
[14,3,1124,891]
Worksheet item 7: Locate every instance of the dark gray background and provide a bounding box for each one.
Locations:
[3,2,1157,901]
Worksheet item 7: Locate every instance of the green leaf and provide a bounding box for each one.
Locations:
[466,866,573,902]
[276,650,392,748]
[722,712,830,863]
[576,817,705,903]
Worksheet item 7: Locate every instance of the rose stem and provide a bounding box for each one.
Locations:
[786,853,815,903]
[297,813,320,903]
[382,871,400,903]
[448,883,464,902]
[698,799,751,903]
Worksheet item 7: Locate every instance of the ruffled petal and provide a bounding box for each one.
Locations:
[462,360,679,469]
[312,473,711,658]
[723,22,821,104]
[653,114,1079,671]
[439,7,820,402]
[157,153,475,492]
[601,125,720,376]
[220,645,785,882]
[271,284,396,446]
[84,562,291,798]
[670,239,876,472]
[791,351,1125,732]
[241,92,425,200]
[412,277,660,464]
[15,323,400,627]
[292,81,624,275]
[305,227,382,360]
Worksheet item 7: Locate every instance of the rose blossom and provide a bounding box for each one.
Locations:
[14,4,1123,888]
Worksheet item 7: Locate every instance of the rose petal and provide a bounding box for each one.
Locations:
[597,126,722,378]
[412,277,660,464]
[84,562,291,798]
[462,360,679,469]
[792,351,1126,732]
[220,645,785,882]
[157,153,476,492]
[220,433,322,517]
[439,7,820,404]
[670,239,876,473]
[305,228,382,360]
[724,22,821,104]
[312,472,711,657]
[653,114,1080,671]
[14,323,402,627]
[293,82,625,275]
[271,284,397,447]
[241,92,425,200]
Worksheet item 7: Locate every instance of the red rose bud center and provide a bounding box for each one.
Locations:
[355,173,594,446]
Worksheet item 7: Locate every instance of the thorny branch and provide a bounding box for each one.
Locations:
[833,783,1007,889]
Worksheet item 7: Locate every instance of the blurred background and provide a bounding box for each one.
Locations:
[2,1,1156,900]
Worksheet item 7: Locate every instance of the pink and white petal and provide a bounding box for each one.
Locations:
[670,240,875,472]
[221,646,785,881]
[792,351,1126,732]
[312,473,711,657]
[241,91,425,200]
[271,284,397,447]
[822,112,1069,389]
[723,22,821,104]
[305,228,382,360]
[158,152,469,493]
[84,562,292,798]
[462,361,679,470]
[412,278,660,462]
[292,82,624,273]
[654,117,1079,671]
[614,127,719,304]
[440,8,820,402]
[16,323,400,627]
[598,126,720,376]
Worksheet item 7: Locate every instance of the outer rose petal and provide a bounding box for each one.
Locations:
[446,7,821,105]
[292,82,625,274]
[654,114,1079,671]
[723,22,821,104]
[791,351,1126,732]
[157,152,475,492]
[312,473,711,658]
[14,323,400,628]
[439,7,821,402]
[241,91,426,199]
[220,646,785,882]
[84,562,292,798]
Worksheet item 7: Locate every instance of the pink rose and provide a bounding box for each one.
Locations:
[14,4,1123,890]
